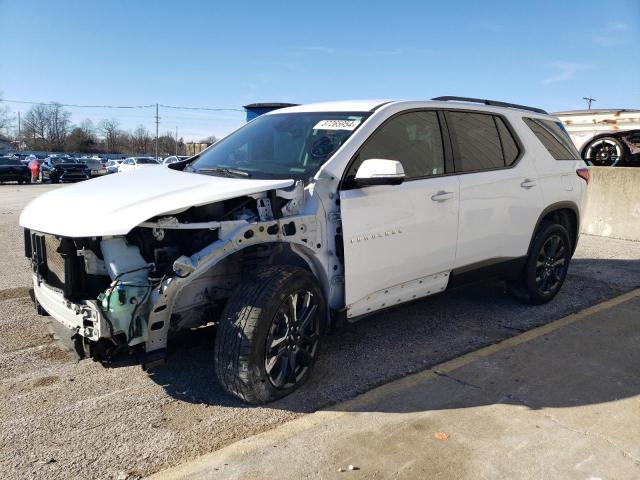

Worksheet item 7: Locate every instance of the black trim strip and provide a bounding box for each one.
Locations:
[448,256,527,289]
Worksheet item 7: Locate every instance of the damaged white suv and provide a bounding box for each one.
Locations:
[20,97,588,404]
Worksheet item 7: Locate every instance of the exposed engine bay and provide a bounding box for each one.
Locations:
[24,180,329,367]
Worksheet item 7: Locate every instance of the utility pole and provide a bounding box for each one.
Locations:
[155,103,159,161]
[175,126,178,155]
[17,112,21,151]
[582,97,596,110]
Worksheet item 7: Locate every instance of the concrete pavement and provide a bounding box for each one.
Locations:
[153,289,640,480]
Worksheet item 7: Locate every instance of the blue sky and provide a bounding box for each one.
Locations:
[1,0,639,140]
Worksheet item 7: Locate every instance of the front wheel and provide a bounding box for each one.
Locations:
[214,266,324,404]
[509,222,572,305]
[584,136,626,166]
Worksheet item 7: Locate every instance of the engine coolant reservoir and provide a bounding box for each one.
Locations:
[99,238,151,344]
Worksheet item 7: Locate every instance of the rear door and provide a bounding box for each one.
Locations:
[445,111,544,272]
[340,110,459,319]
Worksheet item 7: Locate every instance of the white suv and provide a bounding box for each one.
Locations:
[20,97,588,403]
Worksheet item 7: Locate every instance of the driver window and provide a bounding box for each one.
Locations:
[348,111,445,181]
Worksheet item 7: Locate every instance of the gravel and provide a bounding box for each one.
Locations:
[0,184,638,479]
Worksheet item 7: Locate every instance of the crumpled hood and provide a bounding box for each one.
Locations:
[20,167,294,237]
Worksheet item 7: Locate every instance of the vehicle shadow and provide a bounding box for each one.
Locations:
[149,257,640,414]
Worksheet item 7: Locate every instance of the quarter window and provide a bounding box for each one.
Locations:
[524,118,580,160]
[447,112,505,172]
[348,111,445,182]
[495,117,520,165]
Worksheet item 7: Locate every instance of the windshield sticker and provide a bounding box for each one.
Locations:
[313,119,361,131]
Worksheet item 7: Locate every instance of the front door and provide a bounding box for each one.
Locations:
[339,110,459,319]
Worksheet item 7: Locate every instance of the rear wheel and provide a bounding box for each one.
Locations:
[509,222,572,304]
[214,265,324,404]
[584,136,626,166]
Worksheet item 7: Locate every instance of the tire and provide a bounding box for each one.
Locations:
[583,136,626,166]
[509,222,572,305]
[214,265,325,404]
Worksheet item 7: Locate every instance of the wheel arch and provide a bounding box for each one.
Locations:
[198,240,330,320]
[528,202,580,257]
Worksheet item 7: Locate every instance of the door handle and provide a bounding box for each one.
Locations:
[430,190,455,202]
[520,178,537,189]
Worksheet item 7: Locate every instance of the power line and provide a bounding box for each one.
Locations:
[159,104,243,112]
[1,98,244,112]
[1,99,154,109]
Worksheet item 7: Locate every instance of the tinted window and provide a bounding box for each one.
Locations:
[0,158,21,165]
[524,118,580,160]
[447,112,504,172]
[349,111,445,181]
[495,117,520,165]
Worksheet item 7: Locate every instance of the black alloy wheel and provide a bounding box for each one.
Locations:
[509,222,572,305]
[214,265,325,404]
[534,234,567,296]
[264,290,320,389]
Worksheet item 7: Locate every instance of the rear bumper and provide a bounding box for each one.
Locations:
[33,275,107,341]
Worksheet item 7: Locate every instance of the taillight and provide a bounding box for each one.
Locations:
[576,168,590,184]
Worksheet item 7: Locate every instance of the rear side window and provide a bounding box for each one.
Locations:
[524,118,580,160]
[349,110,445,181]
[495,117,520,165]
[447,112,505,172]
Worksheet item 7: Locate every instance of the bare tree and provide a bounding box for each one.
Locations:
[22,104,50,150]
[200,135,219,144]
[0,92,14,136]
[46,102,71,150]
[98,118,120,153]
[131,125,151,154]
[79,118,95,138]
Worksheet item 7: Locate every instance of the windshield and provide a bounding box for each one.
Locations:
[137,158,158,164]
[51,158,76,164]
[190,111,370,181]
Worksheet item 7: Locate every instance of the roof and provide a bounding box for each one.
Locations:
[269,99,551,116]
[271,100,392,114]
[553,109,640,116]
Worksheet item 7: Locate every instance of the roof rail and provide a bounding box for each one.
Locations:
[431,96,548,115]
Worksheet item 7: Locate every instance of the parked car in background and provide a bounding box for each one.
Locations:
[554,109,640,166]
[106,159,124,174]
[82,158,108,177]
[118,156,160,173]
[27,158,45,182]
[161,155,190,166]
[37,157,91,183]
[0,156,31,184]
[20,97,588,404]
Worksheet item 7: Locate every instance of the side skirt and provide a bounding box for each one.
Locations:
[447,256,527,290]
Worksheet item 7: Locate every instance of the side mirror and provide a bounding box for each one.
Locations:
[354,159,405,187]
